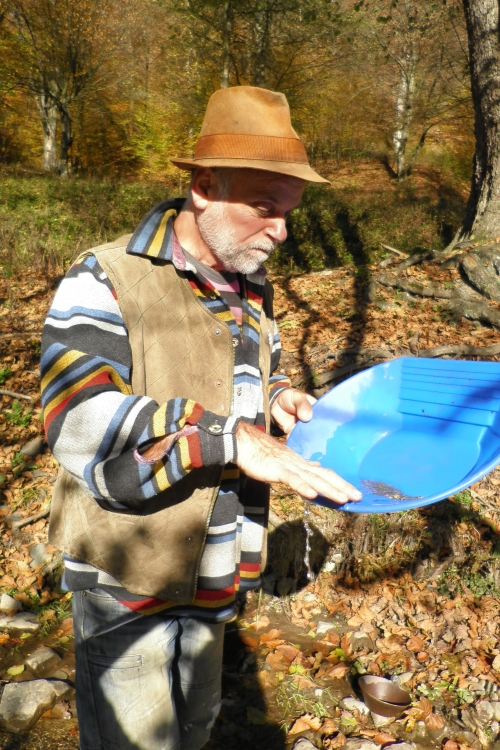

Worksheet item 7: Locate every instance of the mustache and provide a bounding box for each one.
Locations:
[242,241,279,253]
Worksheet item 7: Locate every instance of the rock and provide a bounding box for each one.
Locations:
[50,680,74,701]
[0,612,39,635]
[349,631,374,651]
[291,740,317,750]
[492,702,500,722]
[476,701,494,724]
[387,744,416,750]
[391,672,413,686]
[492,655,500,673]
[461,708,479,733]
[322,561,336,572]
[28,543,50,568]
[0,679,71,733]
[453,730,481,750]
[371,712,395,728]
[344,741,379,750]
[331,553,344,564]
[316,621,334,636]
[340,697,370,716]
[50,670,68,680]
[19,437,45,459]
[25,647,62,678]
[0,594,22,614]
[413,720,428,742]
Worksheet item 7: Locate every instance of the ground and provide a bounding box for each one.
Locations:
[0,243,500,749]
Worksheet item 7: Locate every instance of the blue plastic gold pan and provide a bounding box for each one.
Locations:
[287,357,500,513]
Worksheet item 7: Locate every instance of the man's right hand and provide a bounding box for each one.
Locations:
[235,421,362,504]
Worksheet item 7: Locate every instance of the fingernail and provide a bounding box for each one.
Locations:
[352,491,362,501]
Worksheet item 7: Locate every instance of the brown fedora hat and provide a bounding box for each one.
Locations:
[171,86,329,184]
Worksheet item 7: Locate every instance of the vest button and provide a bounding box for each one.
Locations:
[214,328,221,335]
[232,338,239,347]
[216,380,222,387]
[186,536,193,542]
[208,424,223,435]
[210,292,217,300]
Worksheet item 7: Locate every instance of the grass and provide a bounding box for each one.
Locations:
[0,159,468,275]
[0,173,171,274]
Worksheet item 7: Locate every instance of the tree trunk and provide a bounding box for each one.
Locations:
[392,48,416,181]
[220,0,232,89]
[35,93,58,173]
[458,0,500,242]
[59,106,73,176]
[253,4,270,87]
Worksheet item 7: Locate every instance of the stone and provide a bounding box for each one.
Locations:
[492,655,500,673]
[322,561,336,573]
[0,680,71,733]
[331,553,344,564]
[387,744,416,750]
[461,708,479,733]
[0,594,22,613]
[391,672,413,686]
[28,543,50,568]
[412,720,428,741]
[50,670,68,680]
[344,741,379,750]
[291,740,317,750]
[476,701,494,724]
[316,621,334,636]
[349,631,374,652]
[19,437,45,459]
[371,712,395,728]
[25,647,62,678]
[453,730,481,750]
[0,612,39,635]
[492,702,500,722]
[340,697,370,716]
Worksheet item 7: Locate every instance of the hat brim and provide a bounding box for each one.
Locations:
[170,157,330,184]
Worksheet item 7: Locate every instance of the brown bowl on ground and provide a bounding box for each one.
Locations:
[359,675,411,717]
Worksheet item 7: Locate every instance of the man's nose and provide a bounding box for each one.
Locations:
[266,217,287,243]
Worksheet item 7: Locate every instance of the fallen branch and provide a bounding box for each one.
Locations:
[419,343,500,358]
[0,389,35,403]
[377,274,454,299]
[11,504,51,532]
[393,249,436,274]
[381,243,408,258]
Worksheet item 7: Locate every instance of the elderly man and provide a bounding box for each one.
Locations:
[41,86,360,750]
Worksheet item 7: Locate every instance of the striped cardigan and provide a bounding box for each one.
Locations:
[41,199,290,621]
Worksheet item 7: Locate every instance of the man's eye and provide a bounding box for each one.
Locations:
[255,206,272,217]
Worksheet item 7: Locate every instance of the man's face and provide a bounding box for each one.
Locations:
[196,168,305,274]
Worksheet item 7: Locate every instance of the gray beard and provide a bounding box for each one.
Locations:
[197,201,278,274]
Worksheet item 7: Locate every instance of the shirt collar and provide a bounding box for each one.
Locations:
[126,197,267,282]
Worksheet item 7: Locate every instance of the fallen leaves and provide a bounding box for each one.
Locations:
[289,713,322,734]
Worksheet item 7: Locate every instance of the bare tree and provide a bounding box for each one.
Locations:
[356,0,469,180]
[5,0,120,174]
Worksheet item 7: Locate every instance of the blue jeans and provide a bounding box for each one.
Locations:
[72,589,224,750]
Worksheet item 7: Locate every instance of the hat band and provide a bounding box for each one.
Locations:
[193,134,309,164]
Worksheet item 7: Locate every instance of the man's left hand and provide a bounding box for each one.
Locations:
[270,388,316,435]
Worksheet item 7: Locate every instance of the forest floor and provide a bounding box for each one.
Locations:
[1,164,500,749]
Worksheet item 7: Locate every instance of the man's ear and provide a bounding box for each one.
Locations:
[190,168,216,211]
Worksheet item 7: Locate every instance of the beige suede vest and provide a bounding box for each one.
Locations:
[48,235,274,602]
